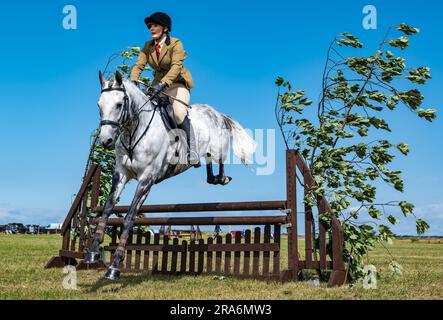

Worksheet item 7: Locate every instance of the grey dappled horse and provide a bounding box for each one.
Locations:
[84,71,256,280]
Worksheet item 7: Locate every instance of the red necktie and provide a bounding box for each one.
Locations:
[155,43,161,60]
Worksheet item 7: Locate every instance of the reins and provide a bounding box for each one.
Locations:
[159,91,191,108]
[134,80,191,108]
[99,83,158,159]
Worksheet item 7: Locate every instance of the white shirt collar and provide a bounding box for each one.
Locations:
[155,33,167,48]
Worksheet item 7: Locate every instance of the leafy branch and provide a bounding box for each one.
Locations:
[275,23,436,281]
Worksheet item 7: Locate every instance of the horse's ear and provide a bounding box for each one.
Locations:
[98,70,105,87]
[115,71,123,86]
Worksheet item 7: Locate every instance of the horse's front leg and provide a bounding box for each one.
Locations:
[105,177,154,280]
[84,171,128,264]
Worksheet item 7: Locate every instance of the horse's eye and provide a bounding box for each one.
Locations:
[116,103,123,109]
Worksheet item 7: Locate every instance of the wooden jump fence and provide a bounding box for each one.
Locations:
[46,149,346,286]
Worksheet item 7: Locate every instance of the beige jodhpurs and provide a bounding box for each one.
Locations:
[163,83,190,125]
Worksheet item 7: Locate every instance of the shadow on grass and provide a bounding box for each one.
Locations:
[81,272,188,293]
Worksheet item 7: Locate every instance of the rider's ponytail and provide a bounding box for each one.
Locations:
[165,30,171,45]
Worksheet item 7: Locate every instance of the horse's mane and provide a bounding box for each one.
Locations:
[122,78,145,96]
[121,78,152,112]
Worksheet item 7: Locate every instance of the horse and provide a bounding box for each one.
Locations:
[84,71,256,280]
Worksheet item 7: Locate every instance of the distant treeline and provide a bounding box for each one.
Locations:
[395,235,443,239]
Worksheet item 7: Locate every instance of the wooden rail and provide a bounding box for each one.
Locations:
[93,216,287,226]
[94,200,287,214]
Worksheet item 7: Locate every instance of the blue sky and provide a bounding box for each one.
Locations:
[0,0,442,235]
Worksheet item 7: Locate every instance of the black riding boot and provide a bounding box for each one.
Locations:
[178,116,201,167]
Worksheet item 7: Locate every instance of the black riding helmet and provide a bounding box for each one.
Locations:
[144,12,172,32]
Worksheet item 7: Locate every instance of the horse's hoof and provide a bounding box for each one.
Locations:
[207,175,232,185]
[192,162,201,168]
[84,251,101,264]
[220,176,232,185]
[104,267,121,281]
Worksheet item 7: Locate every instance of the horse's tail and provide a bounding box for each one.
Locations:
[223,115,256,164]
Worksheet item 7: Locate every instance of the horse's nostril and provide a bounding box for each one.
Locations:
[106,138,113,146]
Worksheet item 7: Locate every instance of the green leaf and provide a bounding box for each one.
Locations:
[389,36,410,50]
[378,224,394,242]
[397,23,420,35]
[406,66,432,84]
[130,46,141,56]
[368,206,382,219]
[369,117,391,131]
[399,201,414,216]
[355,143,368,158]
[387,215,399,225]
[357,127,368,137]
[398,89,424,109]
[396,143,409,155]
[337,33,363,48]
[417,108,437,122]
[416,219,430,235]
[275,76,284,86]
[299,98,313,106]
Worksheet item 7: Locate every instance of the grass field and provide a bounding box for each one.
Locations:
[0,234,442,299]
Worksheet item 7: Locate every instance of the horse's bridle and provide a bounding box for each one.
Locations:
[99,85,131,129]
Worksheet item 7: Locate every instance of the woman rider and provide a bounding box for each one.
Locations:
[130,12,200,167]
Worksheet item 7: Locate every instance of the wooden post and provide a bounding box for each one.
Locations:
[161,235,169,273]
[273,225,280,276]
[143,232,151,272]
[78,193,88,252]
[328,216,347,287]
[318,198,327,270]
[285,150,298,280]
[171,237,179,274]
[243,229,251,276]
[206,237,213,274]
[252,227,260,277]
[304,192,313,269]
[224,233,232,276]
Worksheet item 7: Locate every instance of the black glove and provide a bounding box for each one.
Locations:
[150,82,167,98]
